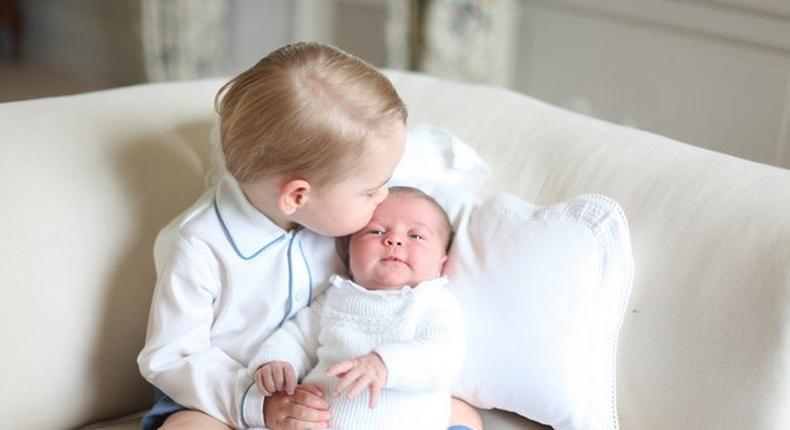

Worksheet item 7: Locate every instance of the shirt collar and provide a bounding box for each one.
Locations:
[214,173,289,259]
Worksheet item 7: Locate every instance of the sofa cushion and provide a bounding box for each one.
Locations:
[0,80,225,429]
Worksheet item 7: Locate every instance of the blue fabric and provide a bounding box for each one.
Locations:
[447,426,473,430]
[141,388,186,430]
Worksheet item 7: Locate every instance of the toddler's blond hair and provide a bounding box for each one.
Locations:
[215,42,407,186]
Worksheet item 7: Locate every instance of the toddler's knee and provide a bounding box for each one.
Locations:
[450,397,484,430]
[159,410,231,430]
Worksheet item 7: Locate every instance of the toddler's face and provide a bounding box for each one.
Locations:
[348,193,449,290]
[297,122,406,237]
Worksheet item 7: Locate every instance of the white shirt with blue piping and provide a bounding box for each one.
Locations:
[137,173,343,429]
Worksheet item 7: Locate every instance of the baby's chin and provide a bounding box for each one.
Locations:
[353,272,412,291]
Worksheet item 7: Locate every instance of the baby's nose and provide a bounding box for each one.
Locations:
[385,237,403,247]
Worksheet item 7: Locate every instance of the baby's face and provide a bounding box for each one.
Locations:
[348,193,449,290]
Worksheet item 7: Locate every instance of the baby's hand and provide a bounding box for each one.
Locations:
[255,361,297,396]
[325,352,388,409]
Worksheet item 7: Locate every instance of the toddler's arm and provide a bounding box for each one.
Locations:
[137,235,254,428]
[251,302,327,428]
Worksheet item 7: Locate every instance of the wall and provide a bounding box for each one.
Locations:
[227,0,292,73]
[20,0,145,88]
[226,0,385,73]
[14,0,382,90]
[226,0,339,74]
[512,0,790,169]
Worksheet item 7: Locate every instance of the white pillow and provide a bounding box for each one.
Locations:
[389,124,632,428]
[392,123,490,194]
[390,124,487,225]
[447,193,633,430]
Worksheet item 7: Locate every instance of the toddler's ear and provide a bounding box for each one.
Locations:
[279,179,312,215]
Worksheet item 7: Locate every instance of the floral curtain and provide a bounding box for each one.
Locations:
[387,0,507,84]
[140,0,228,82]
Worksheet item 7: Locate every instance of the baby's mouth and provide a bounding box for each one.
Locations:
[381,256,407,266]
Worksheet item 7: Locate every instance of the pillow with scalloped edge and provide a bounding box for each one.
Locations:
[446,192,633,430]
[392,123,490,194]
[389,124,632,429]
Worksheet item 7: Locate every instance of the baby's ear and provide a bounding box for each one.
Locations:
[438,255,449,275]
[279,179,312,215]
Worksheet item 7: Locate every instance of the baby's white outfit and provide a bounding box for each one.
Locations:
[251,274,465,430]
[137,173,343,428]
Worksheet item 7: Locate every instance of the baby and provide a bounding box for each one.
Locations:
[249,186,465,429]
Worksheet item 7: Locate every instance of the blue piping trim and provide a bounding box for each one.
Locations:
[298,240,313,306]
[213,199,285,260]
[277,228,301,328]
[240,381,255,428]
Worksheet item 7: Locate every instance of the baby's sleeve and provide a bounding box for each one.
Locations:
[248,297,324,379]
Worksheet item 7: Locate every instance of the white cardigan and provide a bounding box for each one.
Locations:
[250,275,466,430]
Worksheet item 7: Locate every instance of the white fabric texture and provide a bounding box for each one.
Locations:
[447,193,633,430]
[393,123,491,194]
[391,124,485,232]
[249,275,465,430]
[137,173,344,428]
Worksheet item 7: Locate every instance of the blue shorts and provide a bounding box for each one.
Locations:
[140,389,186,430]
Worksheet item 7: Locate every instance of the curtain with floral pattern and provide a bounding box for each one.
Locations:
[387,0,511,85]
[140,0,228,82]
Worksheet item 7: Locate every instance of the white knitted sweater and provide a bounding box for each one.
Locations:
[251,274,465,430]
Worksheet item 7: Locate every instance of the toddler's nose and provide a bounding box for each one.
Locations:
[374,187,389,204]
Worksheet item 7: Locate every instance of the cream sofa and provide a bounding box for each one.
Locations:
[2,70,789,430]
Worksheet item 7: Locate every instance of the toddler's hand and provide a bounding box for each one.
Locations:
[264,384,330,430]
[255,361,297,395]
[325,352,388,409]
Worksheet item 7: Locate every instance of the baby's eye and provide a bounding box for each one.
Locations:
[369,229,384,236]
[409,233,424,240]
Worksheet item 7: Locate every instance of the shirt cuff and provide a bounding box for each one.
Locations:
[241,382,266,428]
